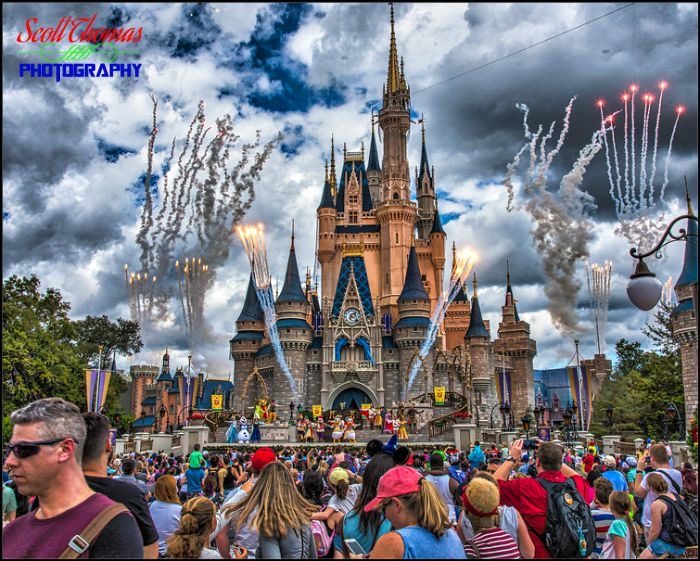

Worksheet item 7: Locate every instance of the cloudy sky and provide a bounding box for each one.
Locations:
[3,2,698,378]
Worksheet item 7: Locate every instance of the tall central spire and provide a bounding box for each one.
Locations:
[386,3,400,95]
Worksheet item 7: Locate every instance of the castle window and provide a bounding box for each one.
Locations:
[348,194,358,205]
[286,329,291,333]
[393,192,399,200]
[349,211,358,224]
[395,232,399,244]
[421,275,426,281]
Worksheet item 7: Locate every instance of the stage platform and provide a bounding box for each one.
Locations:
[203,440,455,451]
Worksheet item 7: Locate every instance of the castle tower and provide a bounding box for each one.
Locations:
[671,192,698,432]
[445,242,471,350]
[129,364,159,420]
[394,244,432,401]
[494,264,536,421]
[229,273,266,411]
[276,227,313,407]
[376,5,417,320]
[154,348,173,432]
[366,116,382,205]
[416,120,437,240]
[317,159,337,307]
[465,274,494,418]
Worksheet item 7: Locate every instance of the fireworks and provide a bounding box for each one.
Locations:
[125,264,157,326]
[129,95,281,342]
[175,256,212,351]
[597,81,685,252]
[405,247,478,398]
[504,96,602,336]
[236,223,299,401]
[584,260,612,352]
[661,275,676,306]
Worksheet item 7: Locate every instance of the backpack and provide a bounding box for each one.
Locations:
[657,495,699,547]
[538,477,596,558]
[310,519,335,557]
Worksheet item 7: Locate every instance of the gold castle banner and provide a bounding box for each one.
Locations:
[434,386,446,406]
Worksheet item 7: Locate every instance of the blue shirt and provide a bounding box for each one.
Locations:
[185,467,206,493]
[602,469,629,492]
[468,446,485,467]
[333,509,392,554]
[395,526,466,559]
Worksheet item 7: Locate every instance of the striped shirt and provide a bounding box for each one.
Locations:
[464,527,521,559]
[591,508,616,559]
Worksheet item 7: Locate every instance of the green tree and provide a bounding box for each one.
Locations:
[3,275,143,438]
[641,301,679,356]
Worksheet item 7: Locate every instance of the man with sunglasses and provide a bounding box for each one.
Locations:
[3,398,143,558]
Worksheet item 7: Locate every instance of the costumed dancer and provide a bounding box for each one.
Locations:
[250,419,261,443]
[397,417,409,441]
[384,411,393,435]
[305,418,314,442]
[378,406,387,433]
[225,417,238,443]
[296,416,305,441]
[391,417,400,436]
[237,416,250,443]
[343,417,356,443]
[332,417,344,443]
[254,400,262,421]
[316,416,325,442]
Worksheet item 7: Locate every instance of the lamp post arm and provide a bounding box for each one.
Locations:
[630,214,698,261]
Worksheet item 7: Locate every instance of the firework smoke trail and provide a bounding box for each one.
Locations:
[598,102,620,216]
[586,261,612,351]
[525,125,544,196]
[504,143,529,212]
[608,112,624,216]
[648,82,667,205]
[405,249,478,397]
[630,86,637,207]
[622,93,631,213]
[507,97,603,335]
[661,275,675,306]
[236,224,299,400]
[639,95,653,210]
[660,107,684,203]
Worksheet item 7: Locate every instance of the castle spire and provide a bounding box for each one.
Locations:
[329,135,337,197]
[674,186,698,290]
[386,3,401,95]
[318,160,335,210]
[399,246,429,301]
[505,260,521,322]
[236,273,264,322]
[466,273,489,338]
[367,113,381,173]
[277,228,307,303]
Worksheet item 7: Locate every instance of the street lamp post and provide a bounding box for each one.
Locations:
[500,402,513,431]
[521,411,533,440]
[562,401,579,448]
[605,406,614,436]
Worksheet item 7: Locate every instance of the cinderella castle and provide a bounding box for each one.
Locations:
[124,7,618,435]
[225,7,613,428]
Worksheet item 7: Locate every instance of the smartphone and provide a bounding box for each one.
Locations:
[344,538,367,556]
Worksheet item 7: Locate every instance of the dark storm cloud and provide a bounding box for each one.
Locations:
[415,2,697,220]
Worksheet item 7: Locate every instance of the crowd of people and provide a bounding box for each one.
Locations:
[2,397,698,559]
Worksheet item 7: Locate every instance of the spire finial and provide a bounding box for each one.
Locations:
[473,272,478,298]
[330,135,337,195]
[291,219,295,250]
[386,3,400,95]
[371,109,375,133]
[685,175,695,216]
[421,113,426,143]
[325,159,329,182]
[506,259,511,287]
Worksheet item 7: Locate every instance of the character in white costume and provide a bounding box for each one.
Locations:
[343,417,356,443]
[237,416,251,443]
[331,417,344,443]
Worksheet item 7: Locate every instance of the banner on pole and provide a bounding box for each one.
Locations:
[312,405,323,419]
[434,386,446,406]
[211,394,223,410]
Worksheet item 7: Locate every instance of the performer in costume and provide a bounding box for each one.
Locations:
[250,419,261,443]
[305,419,314,442]
[316,417,325,442]
[384,411,393,434]
[392,417,400,436]
[343,417,356,443]
[332,417,344,443]
[378,406,387,433]
[237,416,250,443]
[397,417,409,441]
[296,416,305,441]
[254,400,263,421]
[225,416,238,443]
[268,399,277,422]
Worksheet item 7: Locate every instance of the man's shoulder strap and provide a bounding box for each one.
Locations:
[58,502,129,559]
[657,468,682,494]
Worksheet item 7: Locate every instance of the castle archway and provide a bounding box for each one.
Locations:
[326,382,379,410]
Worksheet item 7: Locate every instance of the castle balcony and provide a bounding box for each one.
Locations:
[331,361,373,371]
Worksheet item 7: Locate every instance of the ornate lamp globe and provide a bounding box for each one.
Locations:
[606,406,614,421]
[627,259,663,311]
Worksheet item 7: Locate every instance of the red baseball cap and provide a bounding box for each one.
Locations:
[251,447,277,472]
[364,465,423,512]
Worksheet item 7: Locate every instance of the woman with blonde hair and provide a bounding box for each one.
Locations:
[222,461,318,558]
[363,465,466,558]
[150,475,182,556]
[166,496,222,558]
